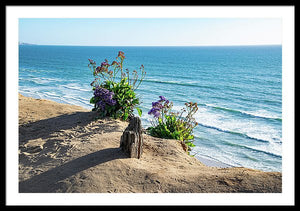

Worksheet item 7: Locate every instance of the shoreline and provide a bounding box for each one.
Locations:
[195,156,233,168]
[18,93,282,193]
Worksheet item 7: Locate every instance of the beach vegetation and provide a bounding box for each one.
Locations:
[88,51,146,120]
[147,96,198,152]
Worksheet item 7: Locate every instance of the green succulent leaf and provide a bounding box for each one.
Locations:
[136,107,142,117]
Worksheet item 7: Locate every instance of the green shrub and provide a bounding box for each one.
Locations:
[88,51,145,120]
[147,96,198,152]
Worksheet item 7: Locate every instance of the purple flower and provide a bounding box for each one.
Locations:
[148,107,161,118]
[159,96,166,102]
[148,96,170,118]
[96,100,106,111]
[153,111,160,118]
[93,87,116,111]
[108,99,116,106]
[152,101,163,109]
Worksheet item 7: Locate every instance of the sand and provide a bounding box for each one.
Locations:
[18,94,282,193]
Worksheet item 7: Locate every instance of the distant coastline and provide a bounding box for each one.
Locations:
[19,42,37,46]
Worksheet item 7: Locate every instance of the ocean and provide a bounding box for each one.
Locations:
[19,45,282,172]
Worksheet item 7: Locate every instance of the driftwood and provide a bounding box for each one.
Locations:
[120,117,143,159]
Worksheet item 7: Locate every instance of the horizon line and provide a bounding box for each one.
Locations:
[19,43,282,47]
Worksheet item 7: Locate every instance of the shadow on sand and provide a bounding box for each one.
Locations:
[19,111,122,143]
[19,110,127,192]
[19,147,127,193]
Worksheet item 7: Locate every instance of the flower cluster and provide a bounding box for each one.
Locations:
[88,58,115,81]
[93,87,116,111]
[147,96,198,153]
[89,51,145,121]
[89,51,146,91]
[118,51,125,59]
[148,96,171,118]
[95,59,110,74]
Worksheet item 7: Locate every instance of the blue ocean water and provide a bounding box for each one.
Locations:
[19,45,282,172]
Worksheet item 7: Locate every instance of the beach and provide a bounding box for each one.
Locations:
[18,93,282,193]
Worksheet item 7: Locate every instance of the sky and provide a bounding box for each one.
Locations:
[19,18,282,46]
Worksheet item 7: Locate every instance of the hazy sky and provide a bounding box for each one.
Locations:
[19,18,282,46]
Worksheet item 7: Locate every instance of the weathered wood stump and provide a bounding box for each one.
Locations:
[120,117,143,159]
